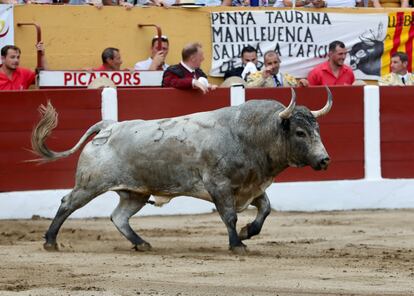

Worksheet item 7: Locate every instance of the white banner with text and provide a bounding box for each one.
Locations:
[210,11,388,80]
[38,70,163,88]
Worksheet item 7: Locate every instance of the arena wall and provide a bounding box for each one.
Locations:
[0,85,413,218]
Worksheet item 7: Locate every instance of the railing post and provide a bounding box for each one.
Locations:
[101,87,118,121]
[230,84,245,106]
[363,85,382,180]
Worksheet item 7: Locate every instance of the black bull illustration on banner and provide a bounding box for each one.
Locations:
[349,23,386,77]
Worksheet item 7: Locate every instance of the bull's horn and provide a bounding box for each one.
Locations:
[311,86,333,118]
[279,88,296,119]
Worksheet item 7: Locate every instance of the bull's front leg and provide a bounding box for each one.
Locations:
[239,193,271,241]
[206,183,246,255]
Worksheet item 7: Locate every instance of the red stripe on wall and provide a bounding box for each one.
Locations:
[405,11,414,72]
[380,86,414,179]
[390,12,405,71]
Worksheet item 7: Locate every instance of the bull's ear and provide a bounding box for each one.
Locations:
[311,86,333,118]
[279,88,296,119]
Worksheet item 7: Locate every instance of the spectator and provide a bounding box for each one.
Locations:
[223,45,260,80]
[134,35,169,71]
[378,52,414,85]
[273,0,325,7]
[307,40,355,86]
[222,0,268,6]
[94,47,123,71]
[119,0,176,8]
[372,0,409,7]
[274,0,363,7]
[246,50,308,87]
[162,42,217,94]
[67,0,106,7]
[0,43,46,91]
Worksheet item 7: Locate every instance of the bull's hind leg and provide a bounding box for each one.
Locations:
[239,193,271,241]
[44,187,102,251]
[111,191,151,251]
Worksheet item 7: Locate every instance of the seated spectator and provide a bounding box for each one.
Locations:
[0,43,47,91]
[246,50,308,88]
[94,47,123,71]
[274,0,363,7]
[67,0,106,7]
[379,52,414,85]
[222,0,265,6]
[307,40,355,86]
[372,0,409,7]
[223,45,260,80]
[119,0,176,8]
[162,42,217,94]
[134,35,169,71]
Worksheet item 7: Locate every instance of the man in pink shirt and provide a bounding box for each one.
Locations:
[0,43,46,91]
[308,40,355,86]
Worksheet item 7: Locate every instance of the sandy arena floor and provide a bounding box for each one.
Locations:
[0,209,413,296]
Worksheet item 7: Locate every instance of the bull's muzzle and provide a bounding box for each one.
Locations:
[317,156,330,171]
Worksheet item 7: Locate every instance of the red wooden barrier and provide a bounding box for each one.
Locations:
[0,89,102,191]
[380,86,414,179]
[117,88,230,120]
[0,86,366,192]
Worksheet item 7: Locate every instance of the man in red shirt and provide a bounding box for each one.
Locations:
[308,40,355,86]
[0,43,46,91]
[162,42,217,94]
[94,47,123,71]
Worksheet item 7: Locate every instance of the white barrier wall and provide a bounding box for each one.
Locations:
[1,86,413,219]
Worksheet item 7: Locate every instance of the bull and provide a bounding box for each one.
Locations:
[31,88,332,254]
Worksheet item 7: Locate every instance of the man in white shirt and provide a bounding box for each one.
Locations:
[379,51,414,86]
[134,35,169,71]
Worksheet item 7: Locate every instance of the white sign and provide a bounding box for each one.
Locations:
[38,70,163,88]
[210,11,387,79]
[0,4,13,49]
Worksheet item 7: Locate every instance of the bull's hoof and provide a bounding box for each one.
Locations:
[43,242,59,251]
[134,242,152,252]
[230,244,247,255]
[239,224,251,241]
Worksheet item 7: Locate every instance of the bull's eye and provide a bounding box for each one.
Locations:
[356,50,366,58]
[296,130,306,138]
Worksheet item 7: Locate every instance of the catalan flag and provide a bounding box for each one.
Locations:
[382,11,414,75]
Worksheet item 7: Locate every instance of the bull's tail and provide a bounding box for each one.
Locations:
[30,101,111,162]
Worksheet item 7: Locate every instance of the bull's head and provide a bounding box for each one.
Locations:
[279,87,332,171]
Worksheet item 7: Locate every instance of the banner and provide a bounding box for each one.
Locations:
[382,11,414,75]
[38,70,163,88]
[0,4,13,50]
[210,11,389,80]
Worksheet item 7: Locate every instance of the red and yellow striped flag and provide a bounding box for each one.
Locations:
[382,11,414,75]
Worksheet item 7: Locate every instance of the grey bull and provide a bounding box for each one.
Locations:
[31,88,332,254]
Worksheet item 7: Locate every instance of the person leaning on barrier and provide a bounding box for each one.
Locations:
[119,0,176,9]
[307,40,355,86]
[246,50,308,88]
[379,52,414,86]
[134,35,169,71]
[274,0,363,7]
[0,43,47,91]
[94,47,123,71]
[162,42,217,94]
[372,0,409,7]
[223,45,260,80]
